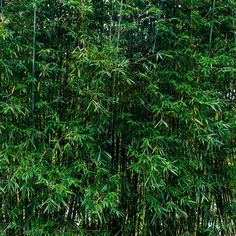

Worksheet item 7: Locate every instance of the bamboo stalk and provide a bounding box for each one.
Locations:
[233,6,236,44]
[31,2,37,143]
[209,0,216,43]
[110,0,123,174]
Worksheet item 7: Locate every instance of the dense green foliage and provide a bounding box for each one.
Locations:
[0,0,235,235]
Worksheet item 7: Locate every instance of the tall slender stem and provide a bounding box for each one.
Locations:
[109,0,113,43]
[209,0,216,43]
[32,3,37,143]
[116,0,123,50]
[233,7,236,44]
[110,0,123,173]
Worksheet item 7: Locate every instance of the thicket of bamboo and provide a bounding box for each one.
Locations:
[0,0,235,235]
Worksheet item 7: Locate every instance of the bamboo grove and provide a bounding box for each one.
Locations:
[0,0,235,235]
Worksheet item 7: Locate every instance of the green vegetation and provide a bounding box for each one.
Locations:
[0,0,235,235]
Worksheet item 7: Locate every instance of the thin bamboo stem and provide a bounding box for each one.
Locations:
[110,0,123,173]
[31,3,37,143]
[209,0,216,43]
